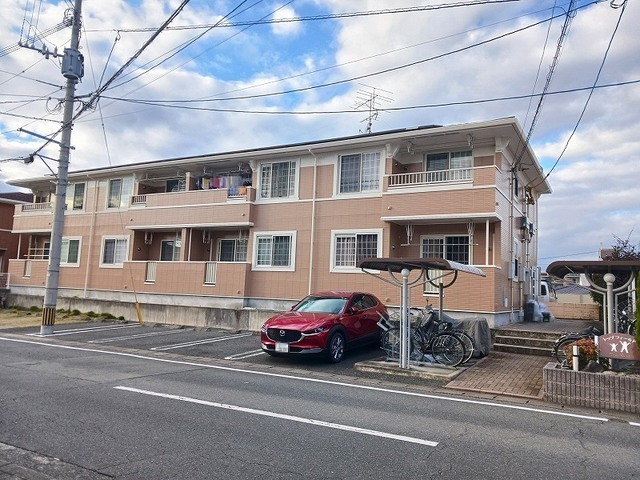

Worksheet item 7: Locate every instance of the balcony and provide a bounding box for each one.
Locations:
[7,259,249,297]
[388,168,472,188]
[17,202,53,213]
[131,186,254,208]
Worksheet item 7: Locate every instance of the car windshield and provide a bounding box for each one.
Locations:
[294,296,348,314]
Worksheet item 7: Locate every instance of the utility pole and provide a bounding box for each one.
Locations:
[41,0,84,335]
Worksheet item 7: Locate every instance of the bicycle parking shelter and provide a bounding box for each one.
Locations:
[546,260,640,335]
[358,257,485,369]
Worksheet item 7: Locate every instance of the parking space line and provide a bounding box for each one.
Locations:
[150,333,253,351]
[27,324,141,337]
[88,329,194,344]
[225,349,265,360]
[114,386,439,446]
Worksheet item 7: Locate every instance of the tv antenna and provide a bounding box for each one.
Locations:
[353,84,392,134]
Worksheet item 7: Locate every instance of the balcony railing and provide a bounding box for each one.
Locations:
[20,202,53,212]
[131,187,252,207]
[388,168,472,187]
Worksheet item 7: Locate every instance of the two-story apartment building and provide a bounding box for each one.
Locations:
[6,117,551,329]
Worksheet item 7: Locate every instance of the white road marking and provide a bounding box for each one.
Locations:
[150,332,252,351]
[27,324,141,337]
[0,336,611,422]
[630,422,640,427]
[88,328,194,344]
[225,349,265,360]
[114,385,438,446]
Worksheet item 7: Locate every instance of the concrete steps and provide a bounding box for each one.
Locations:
[491,328,558,357]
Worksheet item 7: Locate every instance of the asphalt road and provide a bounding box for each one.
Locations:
[1,322,639,479]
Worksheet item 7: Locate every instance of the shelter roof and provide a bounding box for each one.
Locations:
[546,260,640,279]
[357,257,486,277]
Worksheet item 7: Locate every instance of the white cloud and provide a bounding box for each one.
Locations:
[270,5,301,37]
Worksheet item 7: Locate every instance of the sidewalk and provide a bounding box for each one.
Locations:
[356,318,603,400]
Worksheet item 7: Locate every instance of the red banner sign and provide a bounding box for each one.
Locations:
[598,333,640,361]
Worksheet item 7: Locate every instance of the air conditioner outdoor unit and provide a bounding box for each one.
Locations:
[144,232,153,245]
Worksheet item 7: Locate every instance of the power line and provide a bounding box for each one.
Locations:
[85,1,520,34]
[528,0,628,189]
[95,1,603,106]
[92,78,639,116]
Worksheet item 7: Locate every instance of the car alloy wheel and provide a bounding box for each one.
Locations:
[326,331,345,363]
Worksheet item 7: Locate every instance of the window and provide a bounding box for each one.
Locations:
[60,238,80,265]
[422,235,472,294]
[421,235,470,264]
[332,231,381,271]
[101,237,128,266]
[254,233,295,269]
[218,239,248,262]
[166,179,186,192]
[107,177,133,208]
[260,161,296,199]
[339,152,380,194]
[65,183,85,211]
[160,240,181,261]
[425,150,472,171]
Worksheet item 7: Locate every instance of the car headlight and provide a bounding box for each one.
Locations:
[260,324,268,333]
[302,326,328,336]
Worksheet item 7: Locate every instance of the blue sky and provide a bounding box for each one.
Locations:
[1,0,639,270]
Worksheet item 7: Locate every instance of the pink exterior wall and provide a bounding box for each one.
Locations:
[7,120,549,325]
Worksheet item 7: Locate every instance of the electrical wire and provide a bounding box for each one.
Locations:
[98,1,602,106]
[91,0,520,33]
[91,78,639,116]
[107,0,270,92]
[528,0,628,190]
[512,0,578,171]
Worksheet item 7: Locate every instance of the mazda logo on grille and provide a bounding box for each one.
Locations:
[279,330,286,337]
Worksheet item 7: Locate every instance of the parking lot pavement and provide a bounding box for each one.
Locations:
[1,319,388,375]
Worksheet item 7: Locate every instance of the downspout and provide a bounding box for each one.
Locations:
[307,148,318,295]
[83,178,99,298]
[485,219,489,266]
[509,169,515,323]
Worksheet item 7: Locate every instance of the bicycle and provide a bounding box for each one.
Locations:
[551,325,602,364]
[617,310,636,336]
[380,306,466,367]
[423,305,475,364]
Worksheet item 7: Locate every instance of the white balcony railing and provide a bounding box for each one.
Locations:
[21,202,52,212]
[388,168,472,187]
[145,261,157,283]
[204,261,217,285]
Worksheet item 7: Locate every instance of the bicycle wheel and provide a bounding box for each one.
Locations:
[430,332,465,367]
[553,337,577,363]
[453,330,474,364]
[628,321,636,336]
[380,328,401,357]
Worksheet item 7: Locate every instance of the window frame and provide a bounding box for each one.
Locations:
[337,151,382,195]
[217,238,248,262]
[65,182,85,211]
[160,239,181,261]
[107,176,133,209]
[330,229,383,273]
[425,150,473,171]
[252,231,296,271]
[258,160,298,201]
[100,236,129,267]
[420,234,471,293]
[60,237,81,266]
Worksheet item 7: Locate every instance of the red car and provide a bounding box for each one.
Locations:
[260,291,388,363]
